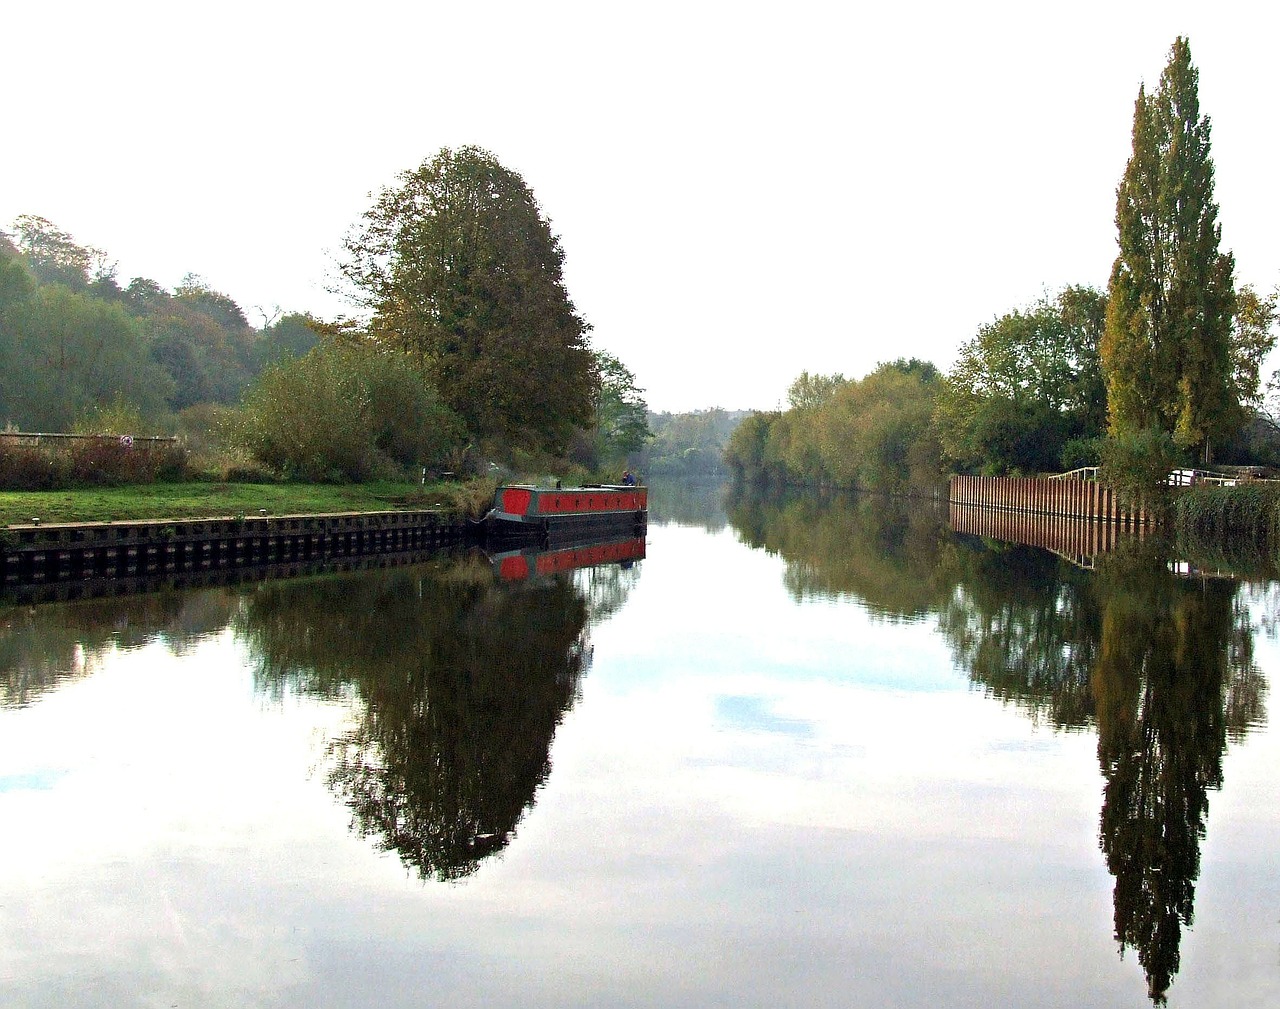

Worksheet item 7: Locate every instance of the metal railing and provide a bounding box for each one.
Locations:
[1046,464,1273,488]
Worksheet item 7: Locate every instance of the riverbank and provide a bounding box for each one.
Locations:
[0,479,496,527]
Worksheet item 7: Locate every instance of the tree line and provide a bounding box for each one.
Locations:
[726,37,1279,492]
[0,215,323,432]
[2,147,653,484]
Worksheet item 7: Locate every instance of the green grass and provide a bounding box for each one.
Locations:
[0,479,497,527]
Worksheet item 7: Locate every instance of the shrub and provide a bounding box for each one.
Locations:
[0,436,189,490]
[1098,428,1184,512]
[233,341,467,482]
[1060,436,1104,471]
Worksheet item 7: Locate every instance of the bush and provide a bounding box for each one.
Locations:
[232,341,467,482]
[1098,429,1184,511]
[0,436,189,490]
[1060,436,1104,471]
[1173,483,1280,547]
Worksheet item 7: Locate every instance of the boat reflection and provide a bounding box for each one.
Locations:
[489,534,645,582]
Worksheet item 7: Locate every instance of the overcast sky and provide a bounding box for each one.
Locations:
[4,1,1277,412]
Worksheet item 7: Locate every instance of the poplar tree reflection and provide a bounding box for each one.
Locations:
[725,486,1269,1002]
[1091,551,1264,1003]
[941,539,1266,1003]
[237,556,595,881]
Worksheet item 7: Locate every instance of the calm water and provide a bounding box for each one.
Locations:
[2,484,1278,1008]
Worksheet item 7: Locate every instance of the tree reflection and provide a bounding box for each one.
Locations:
[1091,549,1265,1003]
[237,555,595,881]
[0,589,239,708]
[725,485,953,619]
[725,486,1269,1001]
[937,539,1101,727]
[646,479,729,530]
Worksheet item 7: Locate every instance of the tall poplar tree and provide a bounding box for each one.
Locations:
[1101,37,1235,463]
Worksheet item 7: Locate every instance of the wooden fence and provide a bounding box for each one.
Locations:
[948,474,1148,528]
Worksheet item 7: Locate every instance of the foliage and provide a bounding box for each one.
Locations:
[0,437,188,491]
[339,146,594,453]
[141,285,256,408]
[641,408,746,477]
[935,287,1106,474]
[787,370,847,411]
[592,350,651,465]
[232,340,465,482]
[1171,483,1280,551]
[1060,436,1105,471]
[232,338,468,481]
[817,362,941,490]
[0,260,175,430]
[725,361,942,491]
[1102,37,1235,461]
[72,398,154,437]
[7,214,103,289]
[1230,285,1278,414]
[723,411,785,483]
[253,312,323,370]
[1097,427,1183,511]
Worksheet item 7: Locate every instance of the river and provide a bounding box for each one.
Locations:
[1,483,1277,1008]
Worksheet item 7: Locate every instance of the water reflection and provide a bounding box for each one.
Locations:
[725,486,1270,1003]
[938,541,1101,728]
[647,478,729,530]
[726,485,951,619]
[1,543,642,884]
[1,589,238,708]
[235,552,633,881]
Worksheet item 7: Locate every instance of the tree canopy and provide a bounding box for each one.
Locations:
[592,350,651,464]
[934,287,1107,474]
[340,146,595,453]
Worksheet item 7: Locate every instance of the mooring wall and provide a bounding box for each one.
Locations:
[1,510,469,587]
[948,475,1148,528]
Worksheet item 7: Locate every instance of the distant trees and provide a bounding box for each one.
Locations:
[0,216,326,435]
[1101,37,1235,463]
[339,146,595,453]
[725,360,942,491]
[0,237,174,430]
[640,408,747,477]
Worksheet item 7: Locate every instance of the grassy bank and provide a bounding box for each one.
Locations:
[0,479,497,527]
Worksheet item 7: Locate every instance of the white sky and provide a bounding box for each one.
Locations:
[4,1,1277,412]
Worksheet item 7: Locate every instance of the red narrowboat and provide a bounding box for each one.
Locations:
[482,484,648,544]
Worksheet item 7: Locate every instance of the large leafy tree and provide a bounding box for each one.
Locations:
[935,287,1107,473]
[340,146,594,452]
[1101,37,1235,462]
